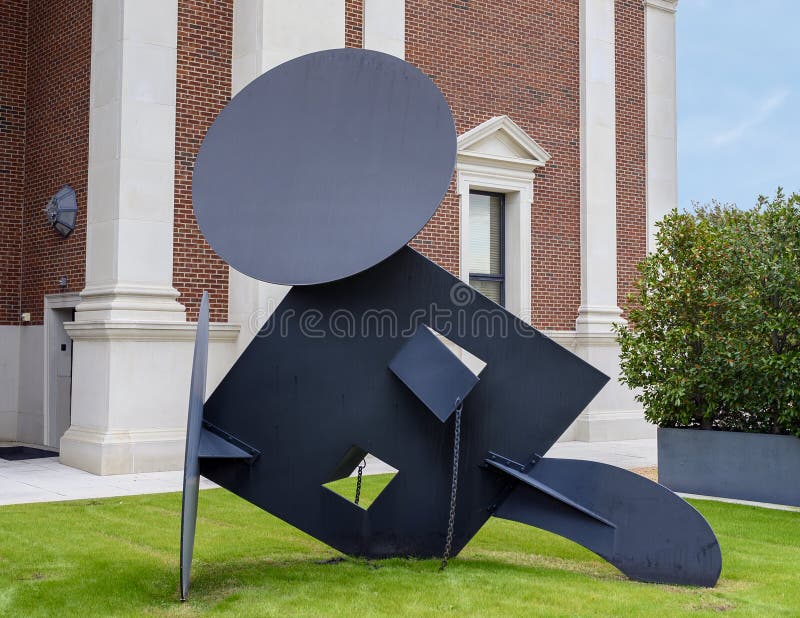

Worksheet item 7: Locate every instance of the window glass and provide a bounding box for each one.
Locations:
[468,193,502,275]
[469,278,502,304]
[468,191,504,305]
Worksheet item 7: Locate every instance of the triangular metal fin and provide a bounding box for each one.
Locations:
[485,452,615,528]
[199,428,254,459]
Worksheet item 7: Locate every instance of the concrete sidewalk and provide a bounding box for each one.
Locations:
[0,454,218,506]
[547,438,657,469]
[0,439,657,507]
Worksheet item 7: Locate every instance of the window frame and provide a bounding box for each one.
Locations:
[467,190,506,307]
[456,115,551,324]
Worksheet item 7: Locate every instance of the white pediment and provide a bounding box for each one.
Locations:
[457,116,551,171]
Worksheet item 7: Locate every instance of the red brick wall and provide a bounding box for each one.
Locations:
[0,0,27,325]
[615,0,647,317]
[406,0,582,330]
[174,0,233,322]
[5,1,647,330]
[345,0,364,48]
[20,0,91,325]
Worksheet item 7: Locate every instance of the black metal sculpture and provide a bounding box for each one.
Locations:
[180,49,721,601]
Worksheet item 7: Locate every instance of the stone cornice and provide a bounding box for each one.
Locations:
[644,0,679,13]
[544,330,622,346]
[64,320,240,342]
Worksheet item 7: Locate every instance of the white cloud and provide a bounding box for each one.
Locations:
[709,89,789,147]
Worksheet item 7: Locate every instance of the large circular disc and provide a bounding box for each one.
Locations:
[193,48,456,285]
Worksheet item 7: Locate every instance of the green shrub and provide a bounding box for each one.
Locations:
[616,189,800,437]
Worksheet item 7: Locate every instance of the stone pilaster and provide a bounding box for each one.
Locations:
[577,0,623,334]
[363,0,405,59]
[62,0,239,474]
[227,0,345,356]
[645,0,679,251]
[568,0,654,441]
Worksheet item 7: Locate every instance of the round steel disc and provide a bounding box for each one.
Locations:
[193,48,456,285]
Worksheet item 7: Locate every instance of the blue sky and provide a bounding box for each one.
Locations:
[677,0,800,210]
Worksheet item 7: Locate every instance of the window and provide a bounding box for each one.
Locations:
[457,115,550,321]
[468,191,505,305]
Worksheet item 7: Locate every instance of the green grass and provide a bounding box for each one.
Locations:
[0,475,798,617]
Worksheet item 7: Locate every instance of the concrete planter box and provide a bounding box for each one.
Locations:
[658,427,800,507]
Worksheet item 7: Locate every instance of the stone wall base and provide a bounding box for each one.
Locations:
[547,330,655,442]
[60,426,185,475]
[62,319,239,475]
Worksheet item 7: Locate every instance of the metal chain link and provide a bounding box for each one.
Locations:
[354,458,366,505]
[440,398,463,571]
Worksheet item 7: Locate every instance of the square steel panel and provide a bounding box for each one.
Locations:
[388,327,480,422]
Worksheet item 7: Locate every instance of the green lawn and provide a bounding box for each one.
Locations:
[0,475,798,617]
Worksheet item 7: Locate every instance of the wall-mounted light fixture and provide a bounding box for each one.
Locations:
[43,185,78,237]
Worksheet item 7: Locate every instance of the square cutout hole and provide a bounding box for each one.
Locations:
[322,446,398,510]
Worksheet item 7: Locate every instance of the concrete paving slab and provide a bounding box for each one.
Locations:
[0,458,217,506]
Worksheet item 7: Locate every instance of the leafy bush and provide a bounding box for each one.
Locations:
[616,189,800,437]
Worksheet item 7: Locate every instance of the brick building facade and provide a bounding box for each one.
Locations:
[0,0,680,474]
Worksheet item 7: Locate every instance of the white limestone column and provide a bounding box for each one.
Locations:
[228,0,344,355]
[62,0,239,474]
[363,0,405,59]
[567,0,654,441]
[645,0,679,252]
[576,0,623,334]
[76,0,184,322]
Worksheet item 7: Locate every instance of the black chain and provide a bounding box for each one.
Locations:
[440,398,463,571]
[354,458,366,505]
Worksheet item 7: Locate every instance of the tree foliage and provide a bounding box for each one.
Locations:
[616,189,800,436]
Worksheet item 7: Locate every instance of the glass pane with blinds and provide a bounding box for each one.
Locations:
[469,193,503,276]
[469,278,502,305]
